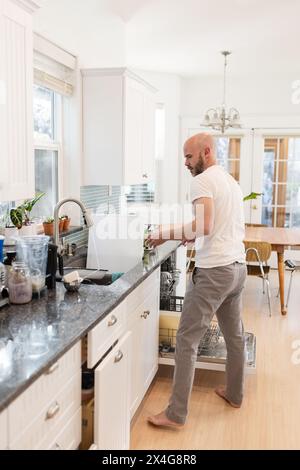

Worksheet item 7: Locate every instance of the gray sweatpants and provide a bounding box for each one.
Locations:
[166,262,247,424]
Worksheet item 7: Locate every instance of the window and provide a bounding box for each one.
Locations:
[124,183,155,204]
[262,137,300,227]
[32,85,61,219]
[216,137,241,181]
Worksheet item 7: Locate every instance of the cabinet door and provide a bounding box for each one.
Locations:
[0,0,34,201]
[128,285,160,419]
[140,288,160,394]
[124,76,144,185]
[141,88,155,182]
[94,332,131,450]
[0,410,8,450]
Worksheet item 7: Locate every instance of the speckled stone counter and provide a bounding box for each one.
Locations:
[0,241,180,412]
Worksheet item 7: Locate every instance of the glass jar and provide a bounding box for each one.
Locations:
[8,262,32,304]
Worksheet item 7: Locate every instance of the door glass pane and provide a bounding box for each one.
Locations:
[216,137,241,181]
[31,149,58,219]
[263,136,300,227]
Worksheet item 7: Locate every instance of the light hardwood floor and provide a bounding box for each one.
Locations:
[130,270,300,450]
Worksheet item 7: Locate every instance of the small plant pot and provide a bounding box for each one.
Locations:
[43,222,54,236]
[19,224,37,236]
[63,217,71,231]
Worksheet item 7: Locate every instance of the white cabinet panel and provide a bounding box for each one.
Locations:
[0,409,8,450]
[94,331,131,450]
[82,68,156,186]
[0,0,35,201]
[87,299,126,369]
[127,269,160,419]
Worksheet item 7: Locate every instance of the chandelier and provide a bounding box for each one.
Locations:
[201,51,241,134]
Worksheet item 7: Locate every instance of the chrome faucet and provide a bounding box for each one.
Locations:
[53,198,93,254]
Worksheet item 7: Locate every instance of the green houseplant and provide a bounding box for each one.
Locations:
[10,193,45,234]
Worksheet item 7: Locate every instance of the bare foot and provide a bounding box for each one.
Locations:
[215,387,241,408]
[147,411,184,428]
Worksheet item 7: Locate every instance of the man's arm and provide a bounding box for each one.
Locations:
[148,197,214,247]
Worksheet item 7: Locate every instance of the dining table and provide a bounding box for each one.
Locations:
[244,226,300,315]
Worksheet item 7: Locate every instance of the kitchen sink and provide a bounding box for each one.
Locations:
[61,268,123,286]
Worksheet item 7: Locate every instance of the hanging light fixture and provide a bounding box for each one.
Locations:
[201,51,241,134]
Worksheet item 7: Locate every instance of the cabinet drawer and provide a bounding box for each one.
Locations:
[10,371,81,450]
[0,410,8,450]
[47,407,81,450]
[87,299,126,368]
[127,268,160,315]
[8,342,81,444]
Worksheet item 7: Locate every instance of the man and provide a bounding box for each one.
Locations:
[147,133,246,427]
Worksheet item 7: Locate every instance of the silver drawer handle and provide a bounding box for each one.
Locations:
[46,401,60,420]
[114,350,123,363]
[141,310,150,319]
[45,362,59,375]
[108,315,117,327]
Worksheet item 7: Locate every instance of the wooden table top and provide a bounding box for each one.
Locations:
[245,226,300,247]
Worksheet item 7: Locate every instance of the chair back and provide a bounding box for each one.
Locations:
[244,241,272,263]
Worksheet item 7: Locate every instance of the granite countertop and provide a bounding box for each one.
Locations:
[0,241,181,412]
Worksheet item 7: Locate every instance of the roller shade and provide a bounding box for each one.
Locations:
[33,68,73,96]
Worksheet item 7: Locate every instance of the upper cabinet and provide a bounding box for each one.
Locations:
[0,0,39,202]
[82,68,156,186]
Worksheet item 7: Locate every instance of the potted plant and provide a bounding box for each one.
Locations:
[60,214,71,232]
[0,209,19,245]
[43,217,54,236]
[10,193,45,236]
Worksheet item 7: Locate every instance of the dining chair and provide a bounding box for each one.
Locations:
[243,240,272,316]
[284,259,300,308]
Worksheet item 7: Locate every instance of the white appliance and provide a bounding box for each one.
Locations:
[87,214,144,274]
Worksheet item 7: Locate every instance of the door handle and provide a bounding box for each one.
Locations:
[108,315,117,327]
[46,401,60,420]
[114,350,123,363]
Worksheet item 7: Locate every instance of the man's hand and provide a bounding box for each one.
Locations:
[147,226,165,248]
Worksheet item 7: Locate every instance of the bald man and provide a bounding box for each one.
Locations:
[148,133,246,427]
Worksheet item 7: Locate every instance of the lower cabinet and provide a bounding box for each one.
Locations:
[92,332,131,450]
[0,410,8,450]
[127,269,160,418]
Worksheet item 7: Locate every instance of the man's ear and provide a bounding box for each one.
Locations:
[204,147,210,157]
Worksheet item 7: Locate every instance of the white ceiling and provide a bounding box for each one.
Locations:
[35,0,300,79]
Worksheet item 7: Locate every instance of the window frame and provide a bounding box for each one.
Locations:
[33,85,64,212]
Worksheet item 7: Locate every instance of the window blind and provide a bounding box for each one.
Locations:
[125,184,155,204]
[33,68,73,96]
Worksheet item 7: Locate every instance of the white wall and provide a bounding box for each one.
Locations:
[180,75,300,127]
[135,70,181,204]
[33,1,126,68]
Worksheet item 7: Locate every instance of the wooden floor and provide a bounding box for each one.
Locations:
[130,270,300,450]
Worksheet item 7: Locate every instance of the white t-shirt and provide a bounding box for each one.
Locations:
[190,165,246,268]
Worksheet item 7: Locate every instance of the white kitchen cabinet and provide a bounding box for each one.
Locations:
[127,268,160,418]
[82,68,156,186]
[0,0,38,202]
[8,341,81,450]
[93,332,131,450]
[0,409,8,450]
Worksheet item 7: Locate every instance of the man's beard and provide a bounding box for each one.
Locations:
[192,157,205,176]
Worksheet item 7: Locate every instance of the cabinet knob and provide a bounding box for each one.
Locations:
[45,362,59,375]
[141,310,150,319]
[108,315,117,327]
[114,350,123,363]
[142,173,148,178]
[46,401,60,420]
